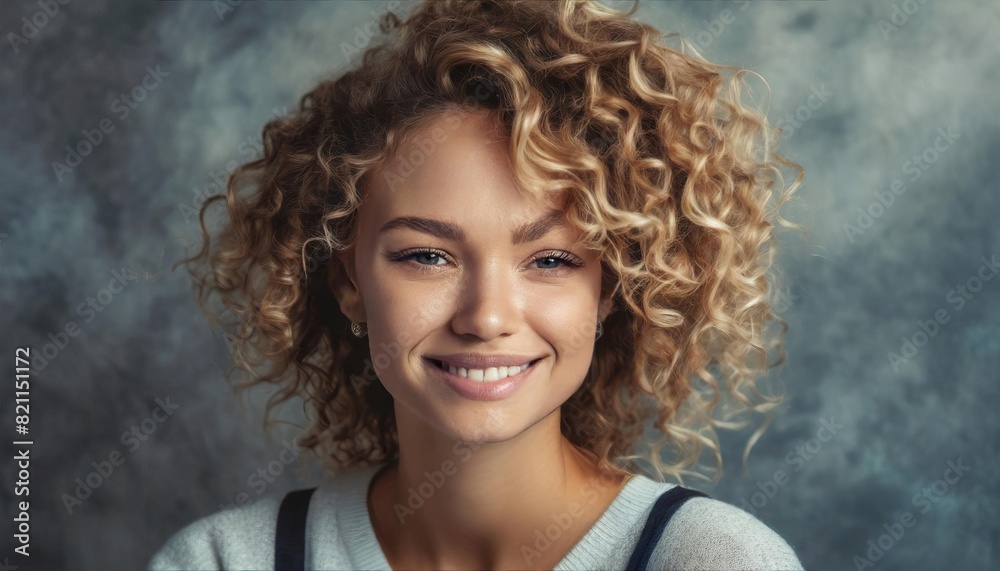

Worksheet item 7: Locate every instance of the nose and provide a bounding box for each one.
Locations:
[449,259,522,342]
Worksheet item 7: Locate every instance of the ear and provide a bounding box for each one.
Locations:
[597,262,617,323]
[598,291,615,323]
[328,249,367,324]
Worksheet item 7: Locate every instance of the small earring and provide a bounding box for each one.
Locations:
[595,320,604,340]
[350,321,368,338]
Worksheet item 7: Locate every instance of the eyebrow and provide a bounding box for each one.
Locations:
[378,208,567,245]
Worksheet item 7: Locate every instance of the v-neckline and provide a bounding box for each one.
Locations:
[333,462,646,570]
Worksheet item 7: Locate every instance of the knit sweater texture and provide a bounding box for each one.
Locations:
[148,463,805,570]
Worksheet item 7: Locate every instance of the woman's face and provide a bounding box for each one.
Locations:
[336,109,605,444]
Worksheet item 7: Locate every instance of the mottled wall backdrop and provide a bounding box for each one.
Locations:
[1,0,997,570]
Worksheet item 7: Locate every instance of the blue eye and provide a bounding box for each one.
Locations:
[388,248,449,270]
[408,251,448,266]
[389,248,583,273]
[532,253,582,270]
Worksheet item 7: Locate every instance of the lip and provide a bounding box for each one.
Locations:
[423,356,543,401]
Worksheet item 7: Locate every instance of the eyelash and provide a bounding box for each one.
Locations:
[389,248,584,274]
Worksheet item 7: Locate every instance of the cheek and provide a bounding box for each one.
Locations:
[362,274,457,374]
[526,287,599,367]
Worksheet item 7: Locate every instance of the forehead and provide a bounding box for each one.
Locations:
[363,110,565,230]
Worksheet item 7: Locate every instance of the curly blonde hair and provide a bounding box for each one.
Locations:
[178,0,805,486]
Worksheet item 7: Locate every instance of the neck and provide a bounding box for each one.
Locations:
[368,407,629,570]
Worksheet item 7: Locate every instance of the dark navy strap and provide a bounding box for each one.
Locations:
[625,486,709,571]
[274,487,317,571]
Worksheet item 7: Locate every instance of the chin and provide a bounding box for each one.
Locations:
[391,395,539,448]
[431,405,529,445]
[386,368,576,447]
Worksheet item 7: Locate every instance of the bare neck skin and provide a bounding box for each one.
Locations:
[367,408,630,570]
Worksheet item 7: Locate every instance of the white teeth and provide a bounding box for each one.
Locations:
[439,360,533,382]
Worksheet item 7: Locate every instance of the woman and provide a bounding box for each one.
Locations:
[151,0,805,569]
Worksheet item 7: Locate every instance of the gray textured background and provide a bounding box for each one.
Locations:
[1,1,998,570]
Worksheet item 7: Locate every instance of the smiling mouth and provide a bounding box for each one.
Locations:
[426,357,543,382]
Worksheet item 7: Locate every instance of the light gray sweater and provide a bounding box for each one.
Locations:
[147,463,805,570]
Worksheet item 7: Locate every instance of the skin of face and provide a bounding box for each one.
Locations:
[328,107,622,569]
[333,108,608,446]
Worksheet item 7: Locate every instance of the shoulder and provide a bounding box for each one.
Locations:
[146,496,281,571]
[650,494,805,570]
